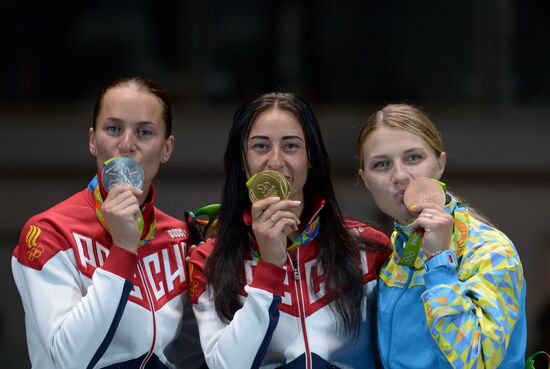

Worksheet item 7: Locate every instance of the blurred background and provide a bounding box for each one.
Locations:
[1,0,549,366]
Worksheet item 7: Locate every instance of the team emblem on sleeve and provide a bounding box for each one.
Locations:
[25,225,44,261]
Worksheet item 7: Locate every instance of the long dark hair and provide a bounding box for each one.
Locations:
[205,92,365,332]
[92,76,172,138]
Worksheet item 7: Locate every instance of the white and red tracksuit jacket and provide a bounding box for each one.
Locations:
[12,182,204,369]
[189,198,391,369]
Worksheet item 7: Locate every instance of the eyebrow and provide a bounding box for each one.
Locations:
[367,154,388,162]
[368,147,427,160]
[104,117,124,124]
[403,147,427,154]
[104,117,157,126]
[248,135,304,141]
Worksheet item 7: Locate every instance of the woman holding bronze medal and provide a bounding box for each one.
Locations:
[356,103,527,369]
[12,77,204,368]
[188,92,391,368]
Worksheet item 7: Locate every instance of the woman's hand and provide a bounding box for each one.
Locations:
[250,197,301,267]
[185,240,209,263]
[409,202,454,258]
[102,184,143,254]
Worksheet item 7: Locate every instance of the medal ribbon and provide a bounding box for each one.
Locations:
[397,231,422,267]
[398,180,448,267]
[88,176,156,246]
[287,216,320,252]
[395,186,470,268]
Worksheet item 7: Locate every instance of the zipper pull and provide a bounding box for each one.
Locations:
[291,258,300,280]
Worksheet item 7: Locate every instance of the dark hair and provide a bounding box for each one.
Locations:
[92,76,172,138]
[205,92,364,332]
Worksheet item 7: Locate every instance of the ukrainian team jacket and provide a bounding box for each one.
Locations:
[377,194,526,369]
[12,181,204,369]
[189,198,391,369]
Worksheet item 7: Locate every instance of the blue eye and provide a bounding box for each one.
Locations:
[372,161,389,170]
[105,126,120,135]
[137,129,153,138]
[406,153,423,162]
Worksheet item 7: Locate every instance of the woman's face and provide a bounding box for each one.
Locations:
[359,126,446,223]
[245,108,309,202]
[89,86,174,193]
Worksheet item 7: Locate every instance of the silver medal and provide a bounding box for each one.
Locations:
[101,157,144,192]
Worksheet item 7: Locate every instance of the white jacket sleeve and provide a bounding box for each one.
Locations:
[12,243,137,369]
[190,253,286,369]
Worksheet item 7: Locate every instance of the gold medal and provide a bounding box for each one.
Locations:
[246,170,291,203]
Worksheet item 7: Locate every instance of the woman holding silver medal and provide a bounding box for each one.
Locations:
[12,76,205,368]
[356,103,527,369]
[188,92,391,368]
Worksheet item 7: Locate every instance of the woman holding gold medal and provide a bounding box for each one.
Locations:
[12,77,205,368]
[356,103,527,369]
[188,92,391,368]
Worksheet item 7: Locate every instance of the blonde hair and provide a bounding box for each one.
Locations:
[356,103,443,170]
[356,103,494,227]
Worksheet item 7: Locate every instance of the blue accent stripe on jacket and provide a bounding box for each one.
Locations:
[251,295,281,369]
[87,280,133,369]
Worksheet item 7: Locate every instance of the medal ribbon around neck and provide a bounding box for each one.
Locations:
[398,179,447,267]
[249,216,320,260]
[88,176,156,246]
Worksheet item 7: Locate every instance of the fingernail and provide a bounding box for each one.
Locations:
[293,200,301,205]
[409,204,417,211]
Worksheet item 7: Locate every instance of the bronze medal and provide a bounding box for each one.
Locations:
[399,177,446,267]
[246,170,291,203]
[403,177,446,210]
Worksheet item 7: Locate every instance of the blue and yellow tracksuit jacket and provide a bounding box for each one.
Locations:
[377,194,526,369]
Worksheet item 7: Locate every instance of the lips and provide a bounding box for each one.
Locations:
[393,189,405,201]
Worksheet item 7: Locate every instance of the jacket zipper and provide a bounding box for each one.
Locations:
[137,262,157,369]
[290,251,312,369]
[291,256,300,281]
[386,267,413,368]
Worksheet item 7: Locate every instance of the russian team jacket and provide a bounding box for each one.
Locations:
[189,197,391,369]
[12,180,204,369]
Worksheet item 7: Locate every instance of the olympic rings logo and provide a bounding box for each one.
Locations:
[27,245,44,261]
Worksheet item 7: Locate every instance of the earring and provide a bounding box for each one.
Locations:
[161,156,167,162]
[90,148,96,155]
